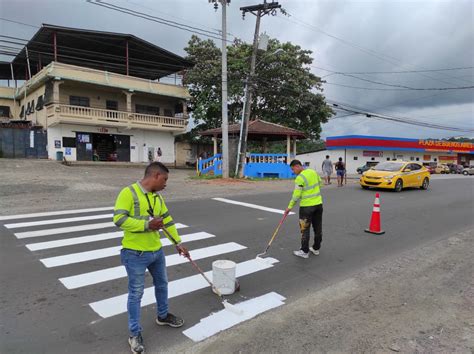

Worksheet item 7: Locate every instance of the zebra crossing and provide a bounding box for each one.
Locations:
[2,205,281,323]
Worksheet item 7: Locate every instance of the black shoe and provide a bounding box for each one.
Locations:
[156,313,184,328]
[128,333,144,353]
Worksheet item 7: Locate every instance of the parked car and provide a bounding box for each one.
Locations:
[357,162,378,174]
[447,163,464,174]
[434,164,450,174]
[462,166,474,175]
[425,165,435,174]
[360,161,430,192]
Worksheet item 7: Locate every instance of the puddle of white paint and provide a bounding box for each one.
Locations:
[182,292,286,342]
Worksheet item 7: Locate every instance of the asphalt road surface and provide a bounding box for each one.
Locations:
[1,176,473,353]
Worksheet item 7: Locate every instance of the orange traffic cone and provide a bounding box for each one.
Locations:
[365,193,385,235]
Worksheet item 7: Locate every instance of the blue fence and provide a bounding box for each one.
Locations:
[243,153,295,178]
[197,154,222,176]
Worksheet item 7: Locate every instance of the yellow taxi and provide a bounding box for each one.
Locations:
[360,161,430,192]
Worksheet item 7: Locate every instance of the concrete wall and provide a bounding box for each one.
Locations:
[297,149,459,174]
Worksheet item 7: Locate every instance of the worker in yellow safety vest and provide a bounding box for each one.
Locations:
[285,160,323,259]
[113,162,189,354]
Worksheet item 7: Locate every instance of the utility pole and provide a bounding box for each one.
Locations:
[237,1,281,178]
[210,0,231,178]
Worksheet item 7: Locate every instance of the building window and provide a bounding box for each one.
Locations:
[434,158,437,162]
[387,157,391,161]
[416,157,420,161]
[70,96,90,107]
[410,157,415,161]
[0,105,10,118]
[136,104,160,116]
[304,162,310,167]
[164,108,173,117]
[353,156,358,160]
[371,157,375,161]
[62,137,76,148]
[19,105,24,118]
[36,96,44,111]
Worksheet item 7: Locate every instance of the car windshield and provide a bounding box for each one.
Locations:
[373,162,405,171]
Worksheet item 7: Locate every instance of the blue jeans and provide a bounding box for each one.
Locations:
[120,248,168,336]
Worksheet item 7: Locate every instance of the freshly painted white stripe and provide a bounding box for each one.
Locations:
[15,222,116,239]
[40,231,215,268]
[89,257,279,318]
[5,214,113,229]
[373,207,381,212]
[60,242,246,289]
[183,292,286,342]
[0,207,113,221]
[212,198,295,215]
[26,224,188,251]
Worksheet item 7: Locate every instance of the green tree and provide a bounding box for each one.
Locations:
[183,35,334,140]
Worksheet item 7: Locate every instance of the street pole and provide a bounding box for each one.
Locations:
[237,1,281,178]
[221,0,230,178]
[235,81,247,177]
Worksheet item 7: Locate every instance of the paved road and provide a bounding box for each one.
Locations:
[1,177,473,353]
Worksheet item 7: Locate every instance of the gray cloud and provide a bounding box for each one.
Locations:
[1,0,473,138]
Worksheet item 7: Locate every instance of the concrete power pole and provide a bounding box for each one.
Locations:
[237,1,281,178]
[210,0,231,178]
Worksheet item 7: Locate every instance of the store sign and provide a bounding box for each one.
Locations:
[54,140,61,148]
[423,155,431,161]
[363,150,382,157]
[419,140,473,149]
[98,127,109,133]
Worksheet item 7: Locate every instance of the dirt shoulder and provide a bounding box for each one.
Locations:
[171,229,474,354]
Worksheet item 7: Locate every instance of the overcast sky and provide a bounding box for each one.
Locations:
[1,0,473,139]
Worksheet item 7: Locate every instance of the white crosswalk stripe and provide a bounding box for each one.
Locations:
[26,224,188,251]
[2,206,282,327]
[90,257,279,318]
[40,231,215,268]
[60,242,246,289]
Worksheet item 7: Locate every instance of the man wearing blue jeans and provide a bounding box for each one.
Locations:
[114,162,189,353]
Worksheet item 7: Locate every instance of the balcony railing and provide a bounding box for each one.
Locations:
[46,104,187,131]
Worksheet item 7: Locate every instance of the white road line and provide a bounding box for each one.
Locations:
[25,224,188,251]
[89,257,279,318]
[60,242,246,289]
[183,292,286,342]
[40,232,215,268]
[5,214,113,229]
[212,198,295,215]
[0,207,113,221]
[14,222,116,239]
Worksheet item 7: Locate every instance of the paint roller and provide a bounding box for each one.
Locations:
[256,212,289,259]
[160,224,243,315]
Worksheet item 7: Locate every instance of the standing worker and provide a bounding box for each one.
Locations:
[321,155,333,185]
[335,157,346,187]
[285,160,323,259]
[113,162,189,354]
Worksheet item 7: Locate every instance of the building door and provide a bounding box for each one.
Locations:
[115,134,130,162]
[76,133,93,161]
[106,100,119,119]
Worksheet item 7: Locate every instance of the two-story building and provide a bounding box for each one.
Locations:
[0,24,193,163]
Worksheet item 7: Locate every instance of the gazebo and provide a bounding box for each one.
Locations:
[199,119,307,178]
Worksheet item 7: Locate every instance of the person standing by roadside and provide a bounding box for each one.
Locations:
[113,162,189,354]
[335,157,346,187]
[285,160,323,259]
[321,155,333,185]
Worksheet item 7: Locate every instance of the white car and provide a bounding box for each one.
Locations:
[462,166,474,175]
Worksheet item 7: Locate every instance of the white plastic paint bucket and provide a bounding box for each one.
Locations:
[212,260,236,295]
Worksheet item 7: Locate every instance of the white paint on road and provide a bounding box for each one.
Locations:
[0,206,113,221]
[5,214,113,229]
[183,292,286,342]
[212,198,295,215]
[59,242,246,289]
[25,224,187,251]
[89,257,280,318]
[40,231,215,268]
[14,222,116,239]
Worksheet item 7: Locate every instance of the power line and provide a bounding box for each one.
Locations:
[86,0,233,43]
[317,66,474,75]
[324,81,474,91]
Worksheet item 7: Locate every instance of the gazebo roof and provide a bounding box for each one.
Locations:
[199,119,306,141]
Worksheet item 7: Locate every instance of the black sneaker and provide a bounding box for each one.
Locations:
[128,333,144,354]
[156,313,184,328]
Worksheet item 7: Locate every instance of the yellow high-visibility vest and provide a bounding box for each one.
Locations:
[288,168,323,208]
[113,182,181,251]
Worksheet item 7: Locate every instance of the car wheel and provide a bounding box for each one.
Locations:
[463,171,468,175]
[394,179,403,192]
[451,170,456,174]
[421,178,429,190]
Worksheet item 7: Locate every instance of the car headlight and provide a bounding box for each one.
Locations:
[383,175,395,180]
